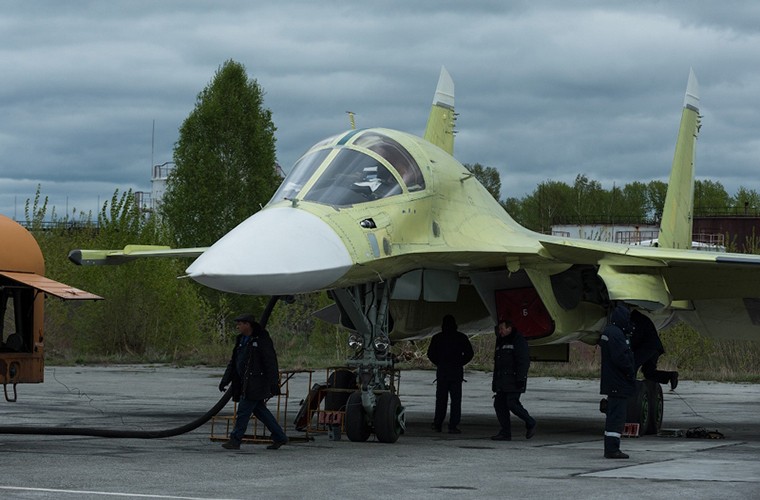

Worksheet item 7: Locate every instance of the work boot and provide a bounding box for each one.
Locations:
[526,422,537,439]
[670,372,679,391]
[491,433,511,441]
[221,439,241,450]
[604,435,622,457]
[431,423,442,432]
[266,439,288,450]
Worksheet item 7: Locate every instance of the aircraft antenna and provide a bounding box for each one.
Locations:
[151,119,155,172]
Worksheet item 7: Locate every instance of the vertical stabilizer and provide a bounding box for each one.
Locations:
[423,66,456,154]
[658,69,701,249]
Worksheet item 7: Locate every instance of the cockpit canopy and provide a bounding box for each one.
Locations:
[269,130,425,207]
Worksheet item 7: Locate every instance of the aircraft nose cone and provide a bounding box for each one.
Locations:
[186,207,352,294]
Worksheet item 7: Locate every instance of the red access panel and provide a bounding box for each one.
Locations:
[494,287,555,339]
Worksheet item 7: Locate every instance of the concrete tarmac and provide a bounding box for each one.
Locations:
[0,366,758,499]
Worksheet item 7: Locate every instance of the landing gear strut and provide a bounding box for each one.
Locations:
[333,281,406,443]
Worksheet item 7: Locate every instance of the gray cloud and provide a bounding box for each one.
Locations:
[2,0,759,220]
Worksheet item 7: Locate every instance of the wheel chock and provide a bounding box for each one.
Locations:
[622,423,640,437]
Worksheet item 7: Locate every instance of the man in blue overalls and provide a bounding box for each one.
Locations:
[219,313,288,450]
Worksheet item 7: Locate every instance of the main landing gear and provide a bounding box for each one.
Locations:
[626,379,664,436]
[332,281,406,443]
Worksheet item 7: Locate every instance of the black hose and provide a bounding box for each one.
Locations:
[0,387,232,438]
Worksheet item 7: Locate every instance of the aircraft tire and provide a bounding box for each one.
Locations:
[345,391,371,442]
[645,379,663,435]
[374,393,403,444]
[626,380,650,437]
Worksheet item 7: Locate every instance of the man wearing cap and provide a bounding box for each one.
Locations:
[219,313,288,450]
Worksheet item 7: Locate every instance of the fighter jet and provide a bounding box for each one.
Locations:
[70,67,760,442]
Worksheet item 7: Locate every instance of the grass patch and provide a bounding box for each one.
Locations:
[45,322,760,383]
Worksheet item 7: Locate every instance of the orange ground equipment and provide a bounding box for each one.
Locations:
[0,215,101,401]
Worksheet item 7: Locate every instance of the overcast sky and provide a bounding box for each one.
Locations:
[2,1,759,221]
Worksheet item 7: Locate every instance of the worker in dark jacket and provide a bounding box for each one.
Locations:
[599,304,636,459]
[491,319,536,441]
[630,309,678,390]
[219,313,288,450]
[427,314,474,434]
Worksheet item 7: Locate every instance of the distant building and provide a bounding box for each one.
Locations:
[133,191,152,213]
[551,222,661,245]
[150,162,176,210]
[552,213,760,253]
[693,212,760,253]
[552,217,728,252]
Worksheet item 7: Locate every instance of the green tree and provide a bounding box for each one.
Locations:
[694,179,730,216]
[464,163,501,201]
[520,180,573,232]
[502,197,524,225]
[162,59,280,247]
[646,180,668,221]
[619,181,650,222]
[571,174,605,221]
[731,186,760,215]
[160,60,284,333]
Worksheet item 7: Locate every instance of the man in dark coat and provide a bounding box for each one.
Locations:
[491,319,536,441]
[599,304,636,459]
[219,313,288,450]
[427,314,474,434]
[630,309,679,390]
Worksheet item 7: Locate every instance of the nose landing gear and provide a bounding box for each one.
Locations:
[333,282,406,443]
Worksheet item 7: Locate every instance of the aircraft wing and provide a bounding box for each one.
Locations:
[543,237,760,268]
[539,237,760,302]
[68,245,207,266]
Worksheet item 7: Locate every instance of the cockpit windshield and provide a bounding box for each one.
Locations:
[268,130,426,208]
[353,133,425,192]
[303,149,402,206]
[269,148,330,204]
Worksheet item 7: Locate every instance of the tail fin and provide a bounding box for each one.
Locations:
[423,66,456,154]
[658,68,701,249]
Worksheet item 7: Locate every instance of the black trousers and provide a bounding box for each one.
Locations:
[604,395,628,453]
[433,379,462,429]
[640,355,675,385]
[494,391,535,437]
